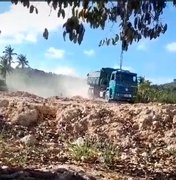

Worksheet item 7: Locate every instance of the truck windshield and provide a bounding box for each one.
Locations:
[116,73,137,85]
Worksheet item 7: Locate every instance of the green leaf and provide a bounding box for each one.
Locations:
[23,1,30,8]
[76,9,79,17]
[43,28,49,40]
[57,9,61,17]
[52,1,57,10]
[134,17,138,29]
[69,32,74,41]
[64,1,68,8]
[162,24,167,33]
[72,7,75,16]
[112,38,116,45]
[11,0,18,5]
[78,9,83,18]
[29,5,34,14]
[46,0,51,5]
[83,0,89,9]
[99,40,102,47]
[35,7,38,14]
[115,34,119,42]
[61,9,65,19]
[63,31,67,41]
[73,36,77,44]
[106,39,111,46]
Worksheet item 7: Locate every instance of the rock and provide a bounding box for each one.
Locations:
[120,153,128,160]
[20,134,37,146]
[152,120,160,130]
[11,109,38,127]
[139,115,153,130]
[141,152,147,158]
[0,99,9,107]
[45,142,58,148]
[173,115,176,124]
[1,165,8,169]
[165,131,176,138]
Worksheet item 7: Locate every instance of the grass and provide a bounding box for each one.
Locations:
[68,138,98,162]
[68,137,120,167]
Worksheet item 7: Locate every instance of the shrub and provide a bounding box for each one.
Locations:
[68,137,120,167]
[136,80,176,104]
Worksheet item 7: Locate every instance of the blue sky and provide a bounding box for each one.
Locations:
[0,2,175,84]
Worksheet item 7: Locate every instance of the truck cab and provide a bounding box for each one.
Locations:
[105,70,137,102]
[87,68,138,103]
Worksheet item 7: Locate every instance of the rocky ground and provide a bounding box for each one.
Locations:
[0,91,176,180]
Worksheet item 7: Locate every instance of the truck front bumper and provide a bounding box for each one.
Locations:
[113,93,136,102]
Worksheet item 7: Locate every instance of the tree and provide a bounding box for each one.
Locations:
[3,45,17,67]
[16,54,29,69]
[0,56,12,82]
[138,76,145,84]
[8,0,176,51]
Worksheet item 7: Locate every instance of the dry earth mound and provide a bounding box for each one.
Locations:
[0,91,176,179]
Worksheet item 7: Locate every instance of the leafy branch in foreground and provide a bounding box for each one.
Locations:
[9,0,176,51]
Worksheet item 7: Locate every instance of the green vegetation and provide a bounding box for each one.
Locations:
[68,140,98,162]
[3,45,17,67]
[0,56,12,82]
[0,45,30,91]
[16,54,29,69]
[136,79,176,104]
[68,138,120,167]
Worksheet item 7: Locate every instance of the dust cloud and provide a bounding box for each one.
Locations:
[6,69,89,98]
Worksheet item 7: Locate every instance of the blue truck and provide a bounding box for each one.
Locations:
[87,68,138,102]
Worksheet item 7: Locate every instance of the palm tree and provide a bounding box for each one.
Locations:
[0,56,12,82]
[16,54,29,69]
[3,45,17,67]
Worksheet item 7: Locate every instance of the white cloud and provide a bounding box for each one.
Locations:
[0,2,70,45]
[137,42,147,51]
[45,47,65,59]
[11,61,19,69]
[0,33,37,45]
[25,34,37,43]
[83,49,95,56]
[41,66,77,76]
[165,42,176,52]
[53,66,77,76]
[136,39,157,51]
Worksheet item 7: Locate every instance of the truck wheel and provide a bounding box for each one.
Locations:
[105,91,110,102]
